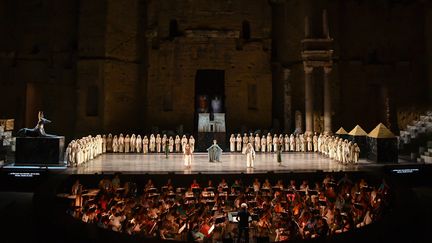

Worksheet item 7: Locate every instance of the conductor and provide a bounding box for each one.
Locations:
[236,203,250,243]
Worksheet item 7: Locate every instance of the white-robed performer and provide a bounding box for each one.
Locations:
[149,134,155,152]
[143,135,149,154]
[242,133,249,149]
[317,134,322,153]
[255,134,261,152]
[156,134,162,153]
[136,135,142,153]
[118,134,124,153]
[353,143,360,164]
[300,134,306,152]
[249,133,254,150]
[102,135,107,153]
[130,134,136,152]
[289,134,295,152]
[236,134,242,152]
[273,134,278,153]
[175,135,181,152]
[243,142,256,168]
[284,134,289,152]
[113,135,119,153]
[162,134,167,152]
[106,133,113,153]
[307,134,313,152]
[168,136,174,153]
[266,133,272,152]
[124,134,130,153]
[261,135,266,152]
[278,134,284,152]
[183,143,192,167]
[229,134,236,152]
[181,135,188,152]
[189,135,195,153]
[313,133,318,152]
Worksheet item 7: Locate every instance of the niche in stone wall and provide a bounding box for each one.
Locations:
[248,83,257,110]
[86,85,99,117]
[242,20,251,40]
[169,19,179,39]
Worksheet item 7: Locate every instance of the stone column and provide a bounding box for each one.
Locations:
[324,67,332,134]
[283,68,291,133]
[304,66,314,135]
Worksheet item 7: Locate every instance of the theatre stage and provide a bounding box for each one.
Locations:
[66,152,381,175]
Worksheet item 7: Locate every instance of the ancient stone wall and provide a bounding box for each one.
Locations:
[145,0,273,132]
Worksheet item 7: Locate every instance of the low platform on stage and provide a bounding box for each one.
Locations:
[15,136,65,166]
[66,152,381,175]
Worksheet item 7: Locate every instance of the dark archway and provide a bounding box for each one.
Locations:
[169,19,179,39]
[242,20,251,40]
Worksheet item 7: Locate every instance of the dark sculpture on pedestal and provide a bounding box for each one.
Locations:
[17,111,55,137]
[15,111,64,165]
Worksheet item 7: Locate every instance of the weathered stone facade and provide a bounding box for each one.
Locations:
[0,0,431,139]
[145,0,272,132]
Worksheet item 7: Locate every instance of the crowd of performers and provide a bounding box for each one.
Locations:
[66,174,390,242]
[65,132,361,168]
[66,134,196,167]
[229,133,361,165]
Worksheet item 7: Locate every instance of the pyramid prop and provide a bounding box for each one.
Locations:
[368,123,395,139]
[348,125,367,136]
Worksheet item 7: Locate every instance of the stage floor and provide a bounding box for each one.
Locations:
[65,152,383,174]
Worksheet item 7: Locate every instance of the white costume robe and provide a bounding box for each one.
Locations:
[353,145,360,163]
[156,135,162,153]
[242,135,249,149]
[307,135,312,152]
[130,134,136,152]
[278,136,284,152]
[313,135,318,152]
[149,135,155,152]
[255,135,261,152]
[249,135,254,150]
[189,136,195,153]
[290,135,295,152]
[143,137,149,154]
[243,144,256,168]
[284,135,289,151]
[118,135,124,153]
[124,135,130,153]
[136,136,142,153]
[229,135,236,152]
[273,136,278,152]
[168,137,174,152]
[181,136,188,152]
[184,145,192,167]
[102,136,106,153]
[267,135,272,152]
[162,135,167,152]
[236,135,242,152]
[113,136,118,153]
[261,137,266,152]
[175,136,181,152]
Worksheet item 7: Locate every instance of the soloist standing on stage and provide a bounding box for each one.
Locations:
[183,143,192,168]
